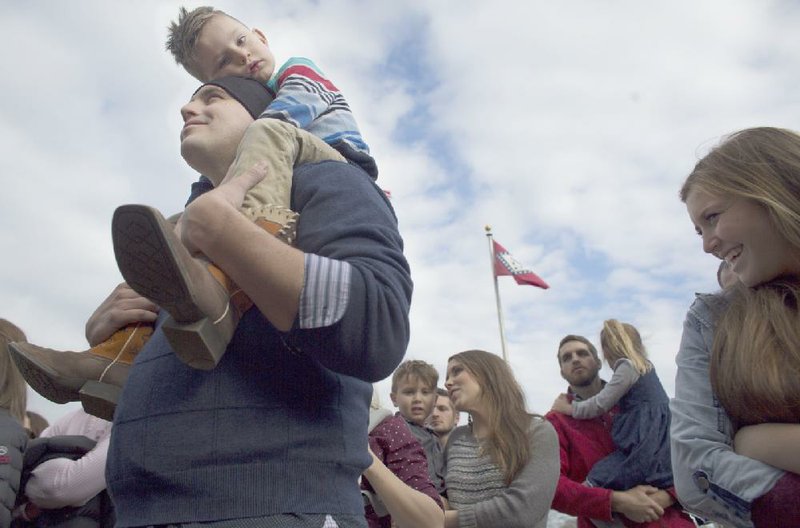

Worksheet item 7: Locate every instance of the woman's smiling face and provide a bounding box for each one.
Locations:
[686,188,800,287]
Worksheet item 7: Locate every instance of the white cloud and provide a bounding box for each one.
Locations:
[0,1,795,427]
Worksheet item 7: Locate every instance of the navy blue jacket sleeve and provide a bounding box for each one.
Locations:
[287,160,412,382]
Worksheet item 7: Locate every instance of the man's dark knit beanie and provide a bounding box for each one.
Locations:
[194,76,274,118]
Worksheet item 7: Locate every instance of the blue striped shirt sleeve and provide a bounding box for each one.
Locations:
[299,254,352,329]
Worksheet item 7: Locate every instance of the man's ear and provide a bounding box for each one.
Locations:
[252,28,268,45]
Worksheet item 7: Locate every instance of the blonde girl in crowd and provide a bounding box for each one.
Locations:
[673,127,800,527]
[552,320,674,493]
[443,349,559,528]
[0,319,29,528]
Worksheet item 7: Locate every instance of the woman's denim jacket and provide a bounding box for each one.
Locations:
[670,293,783,528]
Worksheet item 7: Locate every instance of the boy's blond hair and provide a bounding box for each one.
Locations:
[165,6,245,81]
[390,360,438,393]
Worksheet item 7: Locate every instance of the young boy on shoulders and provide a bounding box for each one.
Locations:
[167,6,377,186]
[390,360,446,494]
[13,5,380,419]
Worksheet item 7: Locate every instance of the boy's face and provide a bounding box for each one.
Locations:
[390,376,436,426]
[193,14,276,84]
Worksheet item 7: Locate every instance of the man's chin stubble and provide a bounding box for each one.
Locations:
[571,375,598,388]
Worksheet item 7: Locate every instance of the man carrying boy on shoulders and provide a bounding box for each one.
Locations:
[97,76,411,528]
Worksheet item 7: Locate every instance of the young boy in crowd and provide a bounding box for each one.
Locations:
[11,5,379,419]
[390,360,446,494]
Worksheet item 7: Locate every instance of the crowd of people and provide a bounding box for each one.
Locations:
[1,5,799,528]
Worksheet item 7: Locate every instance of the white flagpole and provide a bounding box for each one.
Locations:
[485,226,509,362]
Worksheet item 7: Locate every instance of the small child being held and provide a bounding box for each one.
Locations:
[551,319,674,491]
[363,387,442,528]
[12,5,380,420]
[390,360,447,495]
[166,6,378,194]
[122,5,379,367]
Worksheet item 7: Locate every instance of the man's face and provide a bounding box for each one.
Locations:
[179,84,253,173]
[390,376,436,427]
[558,340,601,388]
[193,14,276,84]
[428,394,458,435]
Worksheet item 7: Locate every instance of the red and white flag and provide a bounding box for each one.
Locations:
[493,240,549,289]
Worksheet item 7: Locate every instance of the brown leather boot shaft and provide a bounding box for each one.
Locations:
[206,264,253,320]
[204,207,298,321]
[89,323,153,364]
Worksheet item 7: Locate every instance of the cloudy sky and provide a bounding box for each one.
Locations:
[2,0,798,424]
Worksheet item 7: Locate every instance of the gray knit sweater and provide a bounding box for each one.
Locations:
[444,417,559,528]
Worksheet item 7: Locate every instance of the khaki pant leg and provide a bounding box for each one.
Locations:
[229,119,345,213]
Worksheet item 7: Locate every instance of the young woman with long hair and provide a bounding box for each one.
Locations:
[0,318,29,528]
[443,349,558,528]
[672,127,800,527]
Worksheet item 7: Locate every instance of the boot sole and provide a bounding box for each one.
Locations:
[79,381,120,422]
[112,205,205,322]
[8,343,81,403]
[112,204,231,369]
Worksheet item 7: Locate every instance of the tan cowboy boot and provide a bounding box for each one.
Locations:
[8,323,152,419]
[112,203,297,370]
